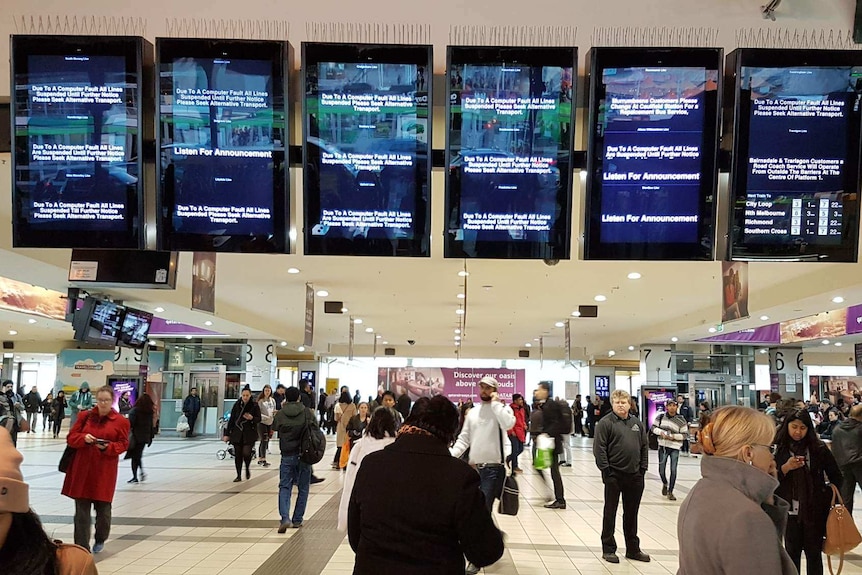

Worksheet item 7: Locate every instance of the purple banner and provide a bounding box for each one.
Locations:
[847,304,862,335]
[699,323,780,344]
[149,318,221,336]
[378,367,526,404]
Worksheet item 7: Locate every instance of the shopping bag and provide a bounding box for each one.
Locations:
[176,414,190,433]
[339,437,351,468]
[534,433,554,470]
[498,473,520,516]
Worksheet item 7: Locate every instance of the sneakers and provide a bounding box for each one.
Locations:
[602,553,619,564]
[261,461,271,467]
[543,500,566,510]
[625,551,651,562]
[291,521,303,528]
[661,484,668,496]
[277,522,290,534]
[667,492,677,501]
[560,462,572,467]
[92,542,104,554]
[310,476,325,484]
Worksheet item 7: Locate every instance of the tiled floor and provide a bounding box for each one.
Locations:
[15,429,862,574]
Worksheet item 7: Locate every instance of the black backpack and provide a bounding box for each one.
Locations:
[648,414,664,450]
[300,411,326,465]
[557,400,574,434]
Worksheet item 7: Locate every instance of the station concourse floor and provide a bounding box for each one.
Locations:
[15,429,862,575]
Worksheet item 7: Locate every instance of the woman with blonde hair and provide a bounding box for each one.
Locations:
[677,405,796,574]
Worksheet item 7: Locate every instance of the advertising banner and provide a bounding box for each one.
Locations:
[0,276,66,320]
[304,284,314,347]
[846,304,862,334]
[721,261,749,323]
[780,309,847,344]
[642,388,676,429]
[191,252,216,313]
[377,367,526,403]
[109,379,138,412]
[823,376,862,404]
[699,324,780,344]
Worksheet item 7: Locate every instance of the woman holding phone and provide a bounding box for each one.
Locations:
[223,387,261,482]
[774,408,843,575]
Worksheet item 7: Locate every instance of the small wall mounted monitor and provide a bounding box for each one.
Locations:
[118,306,153,348]
[11,35,152,249]
[584,47,723,260]
[74,298,124,348]
[156,38,291,253]
[444,46,576,259]
[725,48,862,262]
[302,42,432,256]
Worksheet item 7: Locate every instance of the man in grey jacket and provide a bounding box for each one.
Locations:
[593,389,649,564]
[832,403,862,513]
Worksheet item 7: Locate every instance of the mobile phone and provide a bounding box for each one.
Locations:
[95,439,109,445]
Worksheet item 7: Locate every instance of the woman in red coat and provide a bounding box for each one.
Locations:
[61,385,129,554]
[507,393,528,472]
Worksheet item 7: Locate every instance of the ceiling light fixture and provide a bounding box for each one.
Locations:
[671,336,679,342]
[627,272,642,280]
[298,346,305,352]
[185,335,192,340]
[525,343,532,347]
[27,319,36,324]
[376,335,382,339]
[454,329,461,334]
[365,327,374,333]
[555,321,565,328]
[280,341,287,347]
[454,341,461,346]
[708,327,717,333]
[608,350,616,357]
[8,331,16,336]
[760,348,768,354]
[571,311,581,317]
[454,336,461,341]
[204,320,213,326]
[154,307,165,313]
[822,339,830,345]
[457,293,465,299]
[353,318,363,324]
[628,345,635,351]
[835,342,843,347]
[316,290,329,297]
[760,315,770,321]
[594,295,607,302]
[287,268,300,274]
[341,307,349,313]
[833,296,845,304]
[382,341,388,344]
[458,270,469,277]
[456,309,465,315]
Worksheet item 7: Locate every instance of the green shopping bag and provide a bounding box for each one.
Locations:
[533,433,555,470]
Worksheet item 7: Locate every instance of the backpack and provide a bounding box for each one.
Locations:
[557,400,574,434]
[528,408,544,434]
[648,414,664,451]
[300,411,326,465]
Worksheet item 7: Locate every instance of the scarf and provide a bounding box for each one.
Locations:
[787,441,815,522]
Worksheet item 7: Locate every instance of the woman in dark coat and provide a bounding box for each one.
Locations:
[40,392,53,432]
[774,408,843,575]
[125,393,156,483]
[51,391,67,438]
[348,395,504,575]
[346,402,371,447]
[222,388,261,482]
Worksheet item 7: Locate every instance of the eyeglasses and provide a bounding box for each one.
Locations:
[96,398,113,404]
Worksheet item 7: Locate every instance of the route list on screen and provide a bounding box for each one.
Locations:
[16,54,139,230]
[597,67,716,244]
[160,56,281,237]
[306,59,428,243]
[738,66,859,245]
[447,59,574,255]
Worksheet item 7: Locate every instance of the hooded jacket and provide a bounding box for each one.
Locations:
[677,456,796,575]
[832,417,862,467]
[273,402,315,456]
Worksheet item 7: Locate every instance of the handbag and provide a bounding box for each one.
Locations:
[496,425,519,516]
[58,445,76,473]
[824,483,862,575]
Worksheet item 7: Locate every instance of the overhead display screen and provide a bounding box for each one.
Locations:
[727,49,862,262]
[157,39,290,253]
[118,307,153,348]
[303,43,432,256]
[584,47,722,260]
[11,35,151,249]
[444,46,576,259]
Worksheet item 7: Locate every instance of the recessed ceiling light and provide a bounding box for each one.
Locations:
[608,350,616,357]
[365,327,374,333]
[708,327,717,333]
[316,290,329,297]
[457,293,466,299]
[454,341,461,346]
[341,307,349,313]
[456,309,465,315]
[204,320,213,326]
[534,338,540,342]
[280,341,287,347]
[154,307,165,313]
[353,318,363,324]
[671,337,679,342]
[458,270,469,277]
[382,341,388,344]
[628,345,635,351]
[555,321,565,328]
[571,311,581,317]
[833,296,845,304]
[287,268,300,274]
[185,335,192,340]
[760,348,768,354]
[454,336,461,341]
[298,346,305,352]
[594,295,607,302]
[760,315,770,321]
[8,331,16,336]
[148,340,156,346]
[525,343,532,347]
[27,319,36,324]
[822,339,830,345]
[835,342,843,347]
[627,272,642,280]
[454,329,461,334]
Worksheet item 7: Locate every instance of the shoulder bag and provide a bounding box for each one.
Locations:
[824,483,862,575]
[497,425,519,516]
[59,411,90,473]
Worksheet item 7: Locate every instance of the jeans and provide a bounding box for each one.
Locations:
[840,462,862,514]
[27,411,38,430]
[507,436,524,470]
[279,455,312,524]
[658,446,680,491]
[258,423,271,459]
[74,499,112,551]
[477,465,506,512]
[536,446,565,503]
[785,515,825,575]
[53,418,63,437]
[601,470,644,554]
[42,412,50,431]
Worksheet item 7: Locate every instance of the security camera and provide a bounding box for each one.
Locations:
[407,340,416,346]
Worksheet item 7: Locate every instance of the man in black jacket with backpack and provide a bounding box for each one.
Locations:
[273,387,318,533]
[534,382,566,509]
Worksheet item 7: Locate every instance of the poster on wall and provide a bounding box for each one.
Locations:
[109,379,138,412]
[56,349,115,393]
[721,261,749,322]
[377,367,526,403]
[191,252,216,313]
[642,388,676,429]
[823,375,862,404]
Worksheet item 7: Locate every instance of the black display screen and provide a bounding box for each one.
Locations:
[727,49,862,262]
[118,307,153,348]
[303,43,432,256]
[585,48,722,260]
[157,39,289,253]
[445,46,575,259]
[78,299,124,348]
[11,35,150,249]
